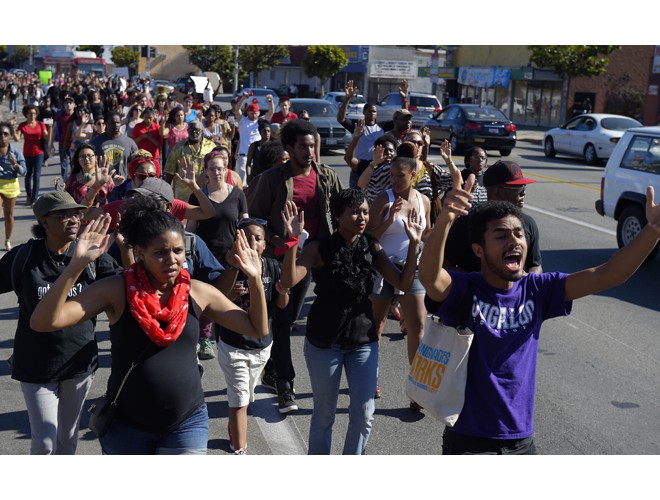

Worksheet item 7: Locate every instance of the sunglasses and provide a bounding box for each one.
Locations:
[238,217,267,229]
[499,185,526,194]
[134,172,157,181]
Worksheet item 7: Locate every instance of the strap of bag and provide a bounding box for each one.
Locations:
[108,343,152,407]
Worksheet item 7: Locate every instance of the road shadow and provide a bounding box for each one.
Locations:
[542,247,660,312]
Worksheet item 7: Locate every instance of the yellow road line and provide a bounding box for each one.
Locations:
[526,172,601,192]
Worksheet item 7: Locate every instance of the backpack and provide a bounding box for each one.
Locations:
[11,239,97,304]
[183,231,197,271]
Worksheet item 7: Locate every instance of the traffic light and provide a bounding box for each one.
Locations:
[141,46,157,58]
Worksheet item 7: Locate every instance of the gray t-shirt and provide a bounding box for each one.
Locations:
[90,133,139,178]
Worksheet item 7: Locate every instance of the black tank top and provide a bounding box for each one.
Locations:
[106,296,204,433]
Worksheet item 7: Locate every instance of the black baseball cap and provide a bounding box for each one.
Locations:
[483,161,537,187]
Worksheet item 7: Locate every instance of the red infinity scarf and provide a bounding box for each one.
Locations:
[124,262,191,346]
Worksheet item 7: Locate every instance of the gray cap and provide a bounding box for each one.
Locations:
[33,191,87,219]
[126,177,174,203]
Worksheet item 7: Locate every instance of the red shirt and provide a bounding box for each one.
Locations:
[18,121,46,157]
[292,168,320,239]
[132,121,161,158]
[271,111,298,125]
[103,198,188,230]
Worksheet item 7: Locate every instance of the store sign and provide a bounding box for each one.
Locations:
[458,66,511,88]
[369,60,418,79]
[339,45,369,64]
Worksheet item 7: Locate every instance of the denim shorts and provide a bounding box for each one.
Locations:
[217,340,272,408]
[371,268,425,299]
[99,403,208,455]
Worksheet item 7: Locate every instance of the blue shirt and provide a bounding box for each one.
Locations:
[0,144,26,180]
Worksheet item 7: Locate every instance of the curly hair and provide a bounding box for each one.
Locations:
[468,201,522,246]
[329,188,368,231]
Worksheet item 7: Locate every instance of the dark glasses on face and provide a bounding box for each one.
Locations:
[134,172,157,180]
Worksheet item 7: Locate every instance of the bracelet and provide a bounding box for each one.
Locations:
[274,235,300,256]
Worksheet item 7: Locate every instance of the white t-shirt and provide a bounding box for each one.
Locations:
[237,115,261,155]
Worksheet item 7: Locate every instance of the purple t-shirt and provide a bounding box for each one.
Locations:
[426,270,572,439]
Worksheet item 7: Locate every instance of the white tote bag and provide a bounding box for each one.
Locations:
[405,314,474,426]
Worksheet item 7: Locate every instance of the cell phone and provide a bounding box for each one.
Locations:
[43,118,53,126]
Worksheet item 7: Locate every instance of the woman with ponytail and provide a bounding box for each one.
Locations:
[30,195,268,454]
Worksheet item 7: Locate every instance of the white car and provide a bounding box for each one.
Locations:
[321,92,366,121]
[544,113,641,165]
[595,126,660,260]
[377,92,442,128]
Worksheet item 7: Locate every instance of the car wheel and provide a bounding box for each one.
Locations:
[616,205,660,261]
[499,149,512,157]
[544,137,556,158]
[584,143,598,165]
[449,134,460,154]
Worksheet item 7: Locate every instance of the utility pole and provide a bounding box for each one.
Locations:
[146,45,151,74]
[233,46,240,95]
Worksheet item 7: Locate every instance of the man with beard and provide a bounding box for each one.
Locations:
[419,167,660,455]
[444,160,542,274]
[249,119,342,414]
[163,120,215,202]
[90,111,139,179]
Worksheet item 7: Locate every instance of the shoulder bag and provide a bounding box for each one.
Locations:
[87,343,151,437]
[405,285,474,426]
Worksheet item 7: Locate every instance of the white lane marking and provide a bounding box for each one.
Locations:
[251,391,307,455]
[525,204,617,236]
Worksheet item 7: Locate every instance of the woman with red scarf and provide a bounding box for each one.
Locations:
[30,196,268,454]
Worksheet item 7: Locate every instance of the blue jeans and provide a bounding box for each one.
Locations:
[24,154,44,200]
[58,146,70,180]
[99,403,208,455]
[304,339,378,455]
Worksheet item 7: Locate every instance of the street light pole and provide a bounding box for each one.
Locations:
[233,46,240,95]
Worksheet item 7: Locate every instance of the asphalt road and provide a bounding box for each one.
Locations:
[0,119,658,466]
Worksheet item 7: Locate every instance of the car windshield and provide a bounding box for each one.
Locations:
[246,89,275,96]
[601,117,642,131]
[334,95,366,105]
[465,107,509,121]
[291,102,339,117]
[410,96,440,108]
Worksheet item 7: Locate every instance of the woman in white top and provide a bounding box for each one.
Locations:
[366,142,432,408]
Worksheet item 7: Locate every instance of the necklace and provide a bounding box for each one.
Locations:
[44,240,72,267]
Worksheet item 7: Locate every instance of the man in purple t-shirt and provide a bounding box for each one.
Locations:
[419,170,660,454]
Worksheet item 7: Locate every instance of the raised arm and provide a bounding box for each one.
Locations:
[337,80,358,125]
[199,229,268,337]
[30,215,120,331]
[279,201,318,288]
[565,186,660,301]
[343,119,364,172]
[357,144,385,190]
[175,155,215,221]
[263,95,275,122]
[418,162,473,302]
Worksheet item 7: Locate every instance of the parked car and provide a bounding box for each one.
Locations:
[173,76,194,94]
[544,113,642,165]
[288,98,351,151]
[236,88,279,99]
[377,92,442,128]
[322,92,366,121]
[595,126,660,261]
[149,79,175,95]
[423,104,517,156]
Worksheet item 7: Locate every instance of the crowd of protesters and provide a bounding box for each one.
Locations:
[1,70,658,457]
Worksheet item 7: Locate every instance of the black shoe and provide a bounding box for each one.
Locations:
[261,371,277,392]
[277,380,298,414]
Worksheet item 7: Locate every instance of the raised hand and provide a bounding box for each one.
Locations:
[74,214,112,263]
[282,200,304,238]
[422,127,431,147]
[439,139,452,163]
[399,79,409,98]
[389,196,405,222]
[440,156,473,223]
[175,155,199,190]
[231,229,262,279]
[94,156,116,187]
[354,118,365,138]
[646,186,660,234]
[402,207,424,244]
[372,144,384,166]
[345,80,357,98]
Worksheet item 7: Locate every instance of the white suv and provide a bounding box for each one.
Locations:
[377,92,442,128]
[595,126,660,260]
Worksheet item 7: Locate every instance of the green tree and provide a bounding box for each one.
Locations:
[9,45,31,65]
[528,45,621,120]
[183,45,235,87]
[77,45,104,57]
[302,45,348,96]
[239,45,289,86]
[111,46,139,70]
[0,46,7,63]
